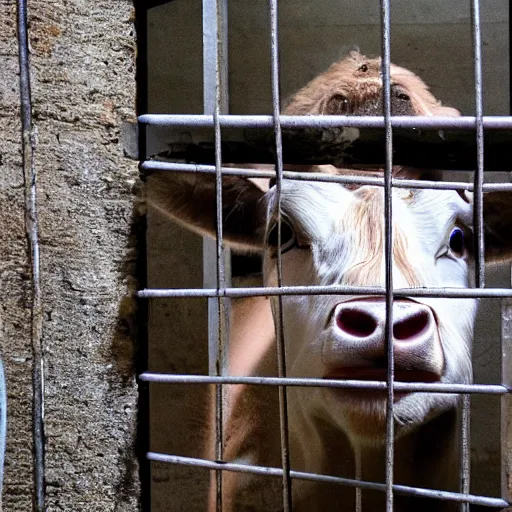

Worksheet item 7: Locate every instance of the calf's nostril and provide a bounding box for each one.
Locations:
[337,309,378,338]
[393,310,430,341]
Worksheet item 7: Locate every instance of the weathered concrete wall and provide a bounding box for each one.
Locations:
[0,0,140,510]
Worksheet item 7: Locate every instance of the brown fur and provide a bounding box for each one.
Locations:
[341,187,421,287]
[283,50,460,117]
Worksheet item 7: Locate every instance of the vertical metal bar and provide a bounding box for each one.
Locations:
[379,1,394,511]
[505,3,512,503]
[269,0,292,510]
[501,299,512,503]
[213,67,228,512]
[17,0,46,510]
[203,0,229,114]
[203,0,230,370]
[203,1,230,510]
[510,0,512,114]
[461,1,485,509]
[471,0,485,289]
[354,444,362,512]
[459,394,471,511]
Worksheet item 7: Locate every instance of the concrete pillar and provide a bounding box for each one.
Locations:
[0,1,140,509]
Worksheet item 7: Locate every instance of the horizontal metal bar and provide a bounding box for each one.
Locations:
[139,114,512,130]
[142,160,512,192]
[137,286,512,300]
[139,372,511,395]
[146,452,509,508]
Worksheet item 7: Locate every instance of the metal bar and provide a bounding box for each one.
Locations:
[138,286,512,300]
[354,443,362,512]
[269,0,292,508]
[503,2,512,484]
[202,0,229,114]
[139,113,512,129]
[139,373,511,395]
[379,0,394,509]
[502,299,512,502]
[17,0,45,510]
[203,0,230,509]
[145,452,510,508]
[460,394,471,512]
[212,52,226,512]
[502,1,512,503]
[142,160,512,192]
[459,2,485,508]
[472,0,486,291]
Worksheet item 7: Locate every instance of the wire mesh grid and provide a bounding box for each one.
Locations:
[138,0,512,510]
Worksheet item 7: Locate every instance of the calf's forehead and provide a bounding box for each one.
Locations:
[269,181,355,239]
[269,182,470,240]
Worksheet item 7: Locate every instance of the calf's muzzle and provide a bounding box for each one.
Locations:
[322,299,443,382]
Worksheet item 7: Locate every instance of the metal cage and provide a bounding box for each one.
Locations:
[136,0,512,510]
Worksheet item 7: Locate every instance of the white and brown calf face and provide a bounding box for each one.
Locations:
[263,181,476,444]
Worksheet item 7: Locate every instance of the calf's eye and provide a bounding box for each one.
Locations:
[267,220,297,254]
[449,227,465,257]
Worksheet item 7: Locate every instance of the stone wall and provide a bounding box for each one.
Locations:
[0,1,141,510]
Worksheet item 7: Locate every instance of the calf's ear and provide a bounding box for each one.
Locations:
[147,171,267,252]
[483,191,512,263]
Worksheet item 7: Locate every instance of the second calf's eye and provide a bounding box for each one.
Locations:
[267,221,297,254]
[449,227,465,257]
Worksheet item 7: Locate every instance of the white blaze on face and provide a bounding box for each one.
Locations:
[263,181,476,443]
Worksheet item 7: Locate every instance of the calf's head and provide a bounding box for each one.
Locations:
[149,52,510,445]
[149,171,512,444]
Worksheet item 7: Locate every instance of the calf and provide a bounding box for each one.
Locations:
[148,53,512,511]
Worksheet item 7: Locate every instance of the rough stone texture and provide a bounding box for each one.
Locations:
[0,0,140,510]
